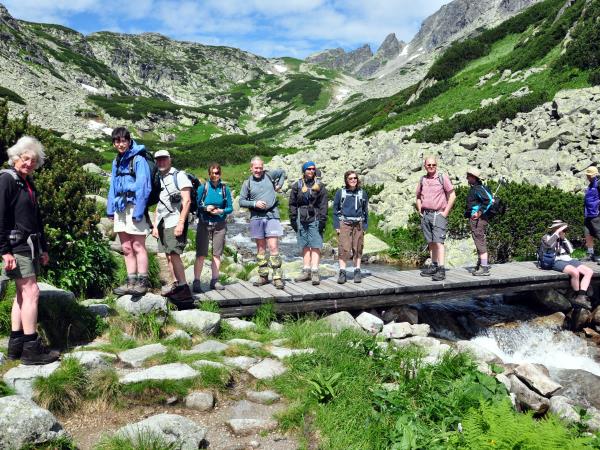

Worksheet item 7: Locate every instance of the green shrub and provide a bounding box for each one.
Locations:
[0,86,25,105]
[95,432,177,450]
[129,312,164,341]
[20,436,77,450]
[590,69,600,86]
[88,368,123,405]
[0,381,15,397]
[253,301,276,328]
[266,74,324,106]
[555,0,600,71]
[198,300,220,313]
[428,40,490,81]
[33,357,88,413]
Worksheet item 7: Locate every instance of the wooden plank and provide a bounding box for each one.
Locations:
[311,279,344,299]
[368,272,410,293]
[238,281,275,305]
[202,289,240,307]
[260,282,293,303]
[286,280,330,299]
[320,277,360,298]
[359,275,396,295]
[281,281,312,301]
[224,283,259,305]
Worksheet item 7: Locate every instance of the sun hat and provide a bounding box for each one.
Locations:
[154,149,170,158]
[548,219,568,231]
[302,161,316,172]
[585,166,599,176]
[466,167,482,179]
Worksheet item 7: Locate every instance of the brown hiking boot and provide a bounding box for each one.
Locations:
[131,277,150,296]
[311,270,320,285]
[294,269,311,282]
[161,282,178,296]
[273,278,285,290]
[472,266,491,277]
[253,275,270,287]
[169,284,193,302]
[113,280,135,296]
[21,337,59,366]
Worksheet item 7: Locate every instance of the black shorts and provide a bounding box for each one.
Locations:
[584,216,600,238]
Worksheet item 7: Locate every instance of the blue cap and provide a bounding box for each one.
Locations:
[302,161,316,172]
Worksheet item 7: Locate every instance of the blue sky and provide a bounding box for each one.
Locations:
[2,0,450,58]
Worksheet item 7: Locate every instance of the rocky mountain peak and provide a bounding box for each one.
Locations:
[374,33,404,60]
[305,44,372,73]
[0,3,11,19]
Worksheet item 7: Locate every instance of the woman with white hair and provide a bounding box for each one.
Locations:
[1,136,59,365]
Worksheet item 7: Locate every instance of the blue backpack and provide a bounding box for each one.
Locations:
[537,241,557,270]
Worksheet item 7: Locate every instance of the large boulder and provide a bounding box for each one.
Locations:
[356,312,384,334]
[0,396,66,449]
[321,311,362,332]
[382,305,419,324]
[247,358,287,380]
[3,362,60,398]
[513,363,562,397]
[549,396,580,423]
[533,289,572,312]
[119,363,198,384]
[170,310,221,335]
[115,293,168,317]
[508,374,550,415]
[115,414,206,450]
[455,340,502,364]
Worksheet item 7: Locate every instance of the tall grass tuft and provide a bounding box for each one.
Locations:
[33,357,88,413]
[94,431,177,450]
[253,302,276,329]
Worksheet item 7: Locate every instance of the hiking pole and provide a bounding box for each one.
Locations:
[493,176,506,197]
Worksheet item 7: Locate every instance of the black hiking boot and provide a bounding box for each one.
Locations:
[161,282,178,296]
[582,254,597,262]
[432,266,446,281]
[354,268,362,283]
[420,264,438,277]
[472,265,491,277]
[7,335,27,360]
[253,275,270,287]
[169,284,193,302]
[337,270,347,284]
[21,337,59,365]
[571,294,592,310]
[131,277,150,296]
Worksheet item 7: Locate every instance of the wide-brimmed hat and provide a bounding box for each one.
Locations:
[154,149,171,159]
[466,167,482,179]
[585,166,599,176]
[548,219,568,231]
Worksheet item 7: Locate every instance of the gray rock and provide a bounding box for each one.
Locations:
[227,338,262,348]
[38,282,75,302]
[455,340,502,364]
[247,358,287,379]
[514,363,562,397]
[534,289,572,312]
[592,306,600,326]
[585,406,600,431]
[571,308,592,331]
[86,303,111,317]
[270,338,289,346]
[382,306,418,324]
[223,356,259,370]
[246,390,281,404]
[268,346,314,359]
[508,374,550,414]
[356,312,384,334]
[192,360,228,370]
[410,323,431,337]
[496,373,512,392]
[165,329,193,343]
[225,317,257,331]
[3,361,60,398]
[182,340,229,355]
[116,293,168,316]
[227,418,278,436]
[529,312,566,328]
[392,336,441,351]
[171,310,221,335]
[0,351,5,365]
[381,322,413,339]
[118,343,168,368]
[269,322,284,332]
[115,413,206,450]
[83,162,104,174]
[0,395,66,449]
[549,396,580,423]
[119,363,198,384]
[185,391,214,411]
[322,311,362,332]
[67,351,116,370]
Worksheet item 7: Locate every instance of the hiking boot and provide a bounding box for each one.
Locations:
[354,268,362,283]
[7,335,27,360]
[311,270,320,285]
[21,338,59,365]
[420,265,438,277]
[294,269,311,282]
[169,284,193,302]
[337,270,347,284]
[210,279,225,290]
[253,275,270,287]
[113,280,135,296]
[571,294,592,310]
[161,282,178,296]
[432,266,446,281]
[131,277,150,296]
[582,254,597,262]
[472,265,491,277]
[192,279,203,294]
[273,278,285,290]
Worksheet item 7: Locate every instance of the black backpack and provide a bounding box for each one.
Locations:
[116,150,160,206]
[174,170,202,216]
[483,185,507,219]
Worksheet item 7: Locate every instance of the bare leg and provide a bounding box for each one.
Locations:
[311,248,321,268]
[194,256,205,280]
[15,277,39,335]
[211,255,221,280]
[266,237,279,256]
[436,243,445,266]
[339,258,347,270]
[131,234,148,274]
[118,232,136,274]
[586,235,595,249]
[302,248,311,267]
[167,253,186,283]
[11,284,23,332]
[563,266,580,291]
[256,238,267,256]
[578,265,594,291]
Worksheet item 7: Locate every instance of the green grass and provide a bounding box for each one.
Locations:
[95,432,177,450]
[33,357,88,413]
[198,300,220,313]
[173,121,223,145]
[0,380,15,397]
[282,57,303,72]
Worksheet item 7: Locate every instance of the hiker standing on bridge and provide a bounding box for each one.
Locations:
[465,167,493,276]
[2,136,59,365]
[289,161,328,285]
[193,163,233,293]
[539,220,593,309]
[151,150,193,306]
[416,156,456,281]
[583,166,600,263]
[333,170,369,284]
[107,127,152,296]
[239,157,287,289]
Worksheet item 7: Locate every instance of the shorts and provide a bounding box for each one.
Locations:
[338,221,364,261]
[196,220,226,257]
[1,252,40,281]
[157,222,187,255]
[249,218,283,240]
[421,210,447,244]
[470,217,488,254]
[113,204,150,236]
[552,259,582,272]
[297,219,323,249]
[584,216,600,238]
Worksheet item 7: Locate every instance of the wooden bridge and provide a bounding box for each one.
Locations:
[195,261,600,318]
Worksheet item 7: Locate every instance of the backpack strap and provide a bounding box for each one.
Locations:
[201,181,210,205]
[172,170,179,191]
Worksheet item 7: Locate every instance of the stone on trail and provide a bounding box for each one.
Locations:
[356,312,384,334]
[0,395,66,449]
[3,361,60,398]
[455,340,503,364]
[185,391,215,411]
[115,413,206,450]
[227,338,263,348]
[508,374,550,415]
[85,303,111,318]
[227,418,278,436]
[116,293,168,316]
[171,310,221,335]
[192,360,228,370]
[514,363,562,397]
[227,399,279,436]
[223,356,259,370]
[182,340,229,355]
[322,311,361,332]
[529,312,566,328]
[381,322,413,339]
[268,346,314,359]
[247,358,287,379]
[165,329,193,343]
[269,321,284,332]
[118,343,168,368]
[67,351,116,371]
[246,390,281,405]
[119,363,198,384]
[225,317,258,331]
[549,396,580,423]
[409,323,430,337]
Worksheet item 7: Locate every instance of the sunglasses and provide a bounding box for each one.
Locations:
[305,167,316,171]
[211,171,221,175]
[347,177,358,180]
[426,164,437,167]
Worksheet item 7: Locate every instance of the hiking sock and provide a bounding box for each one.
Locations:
[127,274,137,283]
[432,262,439,267]
[588,248,594,256]
[23,333,38,343]
[577,290,587,296]
[137,272,148,280]
[481,258,488,266]
[10,330,24,338]
[303,266,311,271]
[177,281,187,286]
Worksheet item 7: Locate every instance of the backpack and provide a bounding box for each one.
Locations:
[0,169,28,206]
[246,172,275,199]
[198,180,227,212]
[116,150,160,206]
[173,170,201,216]
[340,188,365,208]
[482,185,506,219]
[537,241,557,270]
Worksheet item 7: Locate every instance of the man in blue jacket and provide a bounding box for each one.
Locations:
[583,166,600,263]
[107,127,152,296]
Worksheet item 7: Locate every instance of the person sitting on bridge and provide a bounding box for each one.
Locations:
[465,167,493,276]
[539,220,593,309]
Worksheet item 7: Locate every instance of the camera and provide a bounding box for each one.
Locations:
[169,192,182,203]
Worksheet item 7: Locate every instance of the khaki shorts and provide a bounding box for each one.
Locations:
[470,217,488,254]
[113,204,150,236]
[196,221,226,257]
[1,252,40,281]
[338,221,364,261]
[158,222,188,255]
